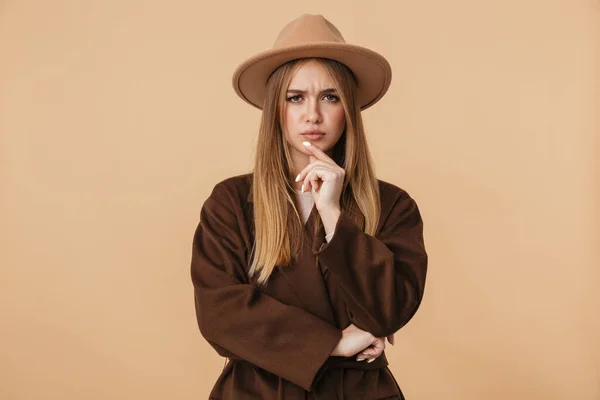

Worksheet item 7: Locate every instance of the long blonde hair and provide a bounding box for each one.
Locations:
[248,57,381,287]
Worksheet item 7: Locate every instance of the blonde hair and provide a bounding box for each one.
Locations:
[248,57,381,287]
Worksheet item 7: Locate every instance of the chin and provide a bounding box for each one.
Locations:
[300,138,328,148]
[303,144,327,155]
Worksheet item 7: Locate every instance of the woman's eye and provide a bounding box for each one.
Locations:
[286,94,339,103]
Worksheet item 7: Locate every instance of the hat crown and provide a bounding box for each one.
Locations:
[273,14,346,48]
[232,13,391,111]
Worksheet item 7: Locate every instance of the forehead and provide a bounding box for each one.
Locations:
[287,59,334,89]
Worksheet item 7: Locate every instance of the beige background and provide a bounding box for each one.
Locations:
[1,1,598,399]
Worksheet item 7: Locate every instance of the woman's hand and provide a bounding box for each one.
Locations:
[355,336,386,363]
[355,333,394,362]
[330,323,373,358]
[294,141,344,212]
[330,324,386,363]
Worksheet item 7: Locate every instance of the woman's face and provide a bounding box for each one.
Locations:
[282,59,346,167]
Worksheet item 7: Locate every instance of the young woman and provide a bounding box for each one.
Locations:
[191,14,428,399]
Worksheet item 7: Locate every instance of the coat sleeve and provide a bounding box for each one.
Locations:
[312,189,428,338]
[190,183,343,392]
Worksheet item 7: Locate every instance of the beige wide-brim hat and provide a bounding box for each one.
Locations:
[232,14,392,111]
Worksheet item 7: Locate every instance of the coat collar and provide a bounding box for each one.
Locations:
[277,208,335,324]
[244,176,326,249]
[244,175,335,324]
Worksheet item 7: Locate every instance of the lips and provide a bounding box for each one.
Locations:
[302,134,325,140]
[301,130,325,136]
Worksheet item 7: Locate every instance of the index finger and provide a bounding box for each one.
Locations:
[302,141,336,166]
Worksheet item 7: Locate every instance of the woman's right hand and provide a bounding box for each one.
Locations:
[330,323,386,362]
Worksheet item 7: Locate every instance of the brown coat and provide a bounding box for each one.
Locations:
[190,173,428,399]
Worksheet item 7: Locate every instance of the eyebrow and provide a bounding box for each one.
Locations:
[286,88,338,94]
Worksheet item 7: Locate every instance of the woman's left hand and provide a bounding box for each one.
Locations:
[295,141,345,212]
[356,336,386,363]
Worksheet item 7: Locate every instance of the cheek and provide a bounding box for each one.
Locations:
[283,107,300,132]
[331,106,346,131]
[282,108,300,144]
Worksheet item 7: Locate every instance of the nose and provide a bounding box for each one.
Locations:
[306,98,322,124]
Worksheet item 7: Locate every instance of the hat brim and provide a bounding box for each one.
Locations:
[232,42,392,111]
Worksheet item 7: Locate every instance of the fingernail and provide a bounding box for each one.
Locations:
[295,174,301,182]
[301,185,304,193]
[302,141,311,147]
[356,358,365,362]
[367,358,375,363]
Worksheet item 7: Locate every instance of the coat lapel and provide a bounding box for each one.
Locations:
[246,182,337,325]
